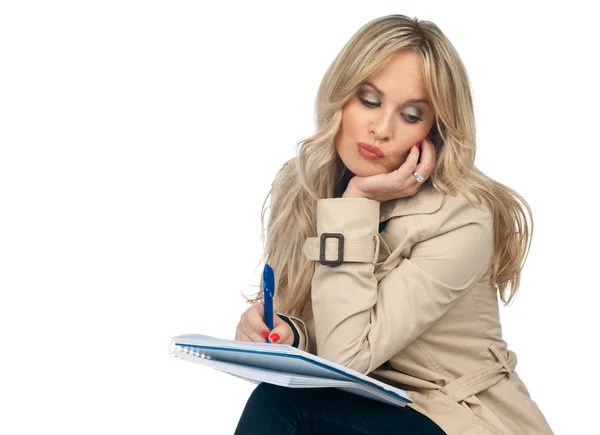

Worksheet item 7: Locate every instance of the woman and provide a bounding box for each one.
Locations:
[233,14,553,435]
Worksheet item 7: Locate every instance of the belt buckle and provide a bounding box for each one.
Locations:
[319,233,344,266]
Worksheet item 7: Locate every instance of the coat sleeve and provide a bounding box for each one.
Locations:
[306,196,494,375]
[275,313,311,352]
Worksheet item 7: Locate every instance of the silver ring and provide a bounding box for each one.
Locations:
[413,171,425,183]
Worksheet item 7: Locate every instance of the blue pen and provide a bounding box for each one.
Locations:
[263,263,275,344]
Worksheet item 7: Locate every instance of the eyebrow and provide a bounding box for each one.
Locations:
[361,81,430,106]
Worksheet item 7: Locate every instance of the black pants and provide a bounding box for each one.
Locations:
[234,383,446,435]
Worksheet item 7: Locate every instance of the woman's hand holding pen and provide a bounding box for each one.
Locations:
[342,136,436,201]
[235,303,294,345]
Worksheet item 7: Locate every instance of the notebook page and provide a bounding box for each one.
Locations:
[172,346,408,408]
[171,334,410,402]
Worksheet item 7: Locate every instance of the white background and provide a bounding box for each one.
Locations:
[1,1,598,434]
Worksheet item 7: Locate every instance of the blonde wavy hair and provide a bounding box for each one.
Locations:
[243,14,532,316]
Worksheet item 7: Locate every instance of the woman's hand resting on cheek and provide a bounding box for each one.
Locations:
[342,136,436,202]
[235,302,294,345]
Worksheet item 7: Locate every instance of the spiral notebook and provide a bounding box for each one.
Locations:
[170,333,412,408]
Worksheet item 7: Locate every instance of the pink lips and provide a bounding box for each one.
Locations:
[357,142,384,160]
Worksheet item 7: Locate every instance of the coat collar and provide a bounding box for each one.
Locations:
[379,180,446,222]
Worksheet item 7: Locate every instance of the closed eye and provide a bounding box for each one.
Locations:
[358,97,422,124]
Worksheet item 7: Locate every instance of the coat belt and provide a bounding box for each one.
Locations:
[303,235,380,264]
[439,346,517,403]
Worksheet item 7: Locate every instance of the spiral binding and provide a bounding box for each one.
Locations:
[175,345,212,360]
[174,344,255,383]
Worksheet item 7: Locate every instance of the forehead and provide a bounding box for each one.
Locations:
[367,50,427,96]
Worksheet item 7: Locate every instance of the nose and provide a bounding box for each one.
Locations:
[369,109,394,141]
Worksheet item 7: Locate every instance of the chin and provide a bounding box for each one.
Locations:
[343,155,388,178]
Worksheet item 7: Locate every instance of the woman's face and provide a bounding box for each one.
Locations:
[335,49,436,177]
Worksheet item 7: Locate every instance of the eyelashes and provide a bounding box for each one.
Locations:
[358,97,422,124]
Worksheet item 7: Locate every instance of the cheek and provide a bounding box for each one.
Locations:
[343,106,362,133]
[339,106,362,146]
[387,152,407,171]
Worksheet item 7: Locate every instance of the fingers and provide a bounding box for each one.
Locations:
[235,310,294,344]
[248,303,269,335]
[414,136,436,181]
[235,328,253,342]
[271,315,294,345]
[236,318,267,342]
[243,314,269,342]
[402,144,420,175]
[250,302,264,316]
[235,303,270,343]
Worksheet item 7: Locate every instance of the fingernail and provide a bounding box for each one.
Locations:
[270,333,280,343]
[261,330,270,338]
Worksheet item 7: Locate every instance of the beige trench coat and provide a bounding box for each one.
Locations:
[278,173,553,434]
